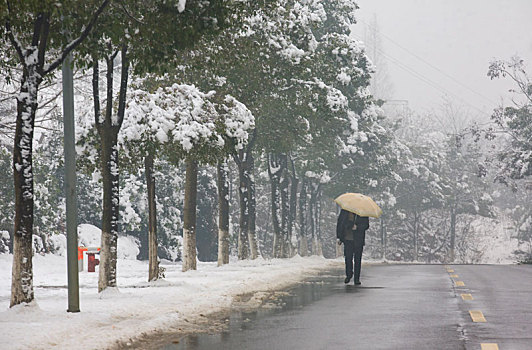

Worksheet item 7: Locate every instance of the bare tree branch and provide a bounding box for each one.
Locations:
[5,1,27,72]
[36,12,51,73]
[116,44,129,127]
[118,0,145,24]
[43,0,111,76]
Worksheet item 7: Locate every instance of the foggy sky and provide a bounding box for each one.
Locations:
[351,0,532,119]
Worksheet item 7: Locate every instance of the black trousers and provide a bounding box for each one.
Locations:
[344,240,364,281]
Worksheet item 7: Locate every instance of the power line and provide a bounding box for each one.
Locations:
[381,46,490,116]
[357,17,494,105]
[351,33,491,116]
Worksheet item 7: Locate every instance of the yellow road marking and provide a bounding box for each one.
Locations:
[450,274,459,278]
[455,281,465,287]
[481,344,499,350]
[447,269,455,273]
[469,310,487,322]
[461,293,473,300]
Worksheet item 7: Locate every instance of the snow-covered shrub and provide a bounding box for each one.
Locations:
[48,234,67,256]
[0,231,10,254]
[117,235,140,260]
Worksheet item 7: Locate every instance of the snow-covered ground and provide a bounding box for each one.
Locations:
[458,213,526,264]
[0,250,341,350]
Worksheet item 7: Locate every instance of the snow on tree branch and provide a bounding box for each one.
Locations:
[121,82,254,155]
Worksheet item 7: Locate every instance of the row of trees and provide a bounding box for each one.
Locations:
[0,0,260,307]
[1,0,390,307]
[1,0,530,309]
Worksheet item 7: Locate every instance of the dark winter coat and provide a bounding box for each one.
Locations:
[336,209,370,247]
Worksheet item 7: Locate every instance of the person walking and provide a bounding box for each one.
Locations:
[337,209,369,285]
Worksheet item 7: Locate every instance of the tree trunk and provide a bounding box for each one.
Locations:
[98,126,120,292]
[316,189,323,256]
[98,127,119,291]
[309,186,316,255]
[268,154,282,258]
[247,152,259,259]
[11,62,40,306]
[280,158,290,258]
[96,46,129,292]
[308,182,323,256]
[145,151,159,281]
[232,131,257,260]
[380,217,386,260]
[182,157,198,272]
[288,156,299,257]
[449,206,456,263]
[298,177,308,257]
[217,160,230,266]
[195,170,218,262]
[413,211,418,261]
[237,157,250,260]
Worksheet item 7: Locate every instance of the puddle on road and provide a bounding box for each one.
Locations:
[155,270,386,350]
[163,270,344,350]
[117,268,389,350]
[122,268,366,349]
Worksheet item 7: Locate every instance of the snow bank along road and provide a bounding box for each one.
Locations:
[158,264,532,350]
[0,254,342,350]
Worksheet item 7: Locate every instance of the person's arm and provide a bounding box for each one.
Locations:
[356,216,369,231]
[337,210,347,241]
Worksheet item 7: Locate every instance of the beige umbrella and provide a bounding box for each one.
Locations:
[334,193,383,218]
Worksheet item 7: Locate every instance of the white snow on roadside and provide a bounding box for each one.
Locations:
[465,214,522,264]
[0,253,341,350]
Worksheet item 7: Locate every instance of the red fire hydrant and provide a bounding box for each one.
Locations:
[87,252,100,272]
[78,247,101,272]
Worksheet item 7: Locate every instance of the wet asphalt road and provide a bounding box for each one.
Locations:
[156,264,532,350]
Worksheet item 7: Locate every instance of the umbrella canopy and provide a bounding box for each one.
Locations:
[334,193,383,218]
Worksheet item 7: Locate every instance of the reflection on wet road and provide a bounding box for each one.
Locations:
[151,264,532,350]
[157,265,461,350]
[161,269,349,350]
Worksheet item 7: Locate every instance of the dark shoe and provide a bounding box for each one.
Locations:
[354,280,361,285]
[344,276,352,284]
